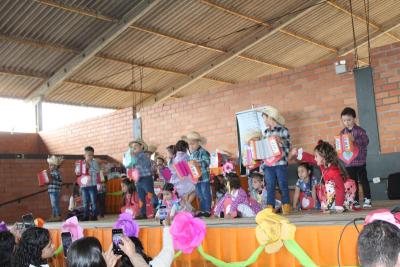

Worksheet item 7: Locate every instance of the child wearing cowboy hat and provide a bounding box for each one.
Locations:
[261,106,292,215]
[130,139,158,219]
[47,155,64,222]
[182,131,212,217]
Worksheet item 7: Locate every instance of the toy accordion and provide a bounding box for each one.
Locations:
[37,170,49,186]
[173,160,202,183]
[334,134,359,164]
[250,137,282,165]
[127,168,140,182]
[74,160,87,176]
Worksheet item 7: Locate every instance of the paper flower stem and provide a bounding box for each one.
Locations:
[107,191,124,196]
[53,245,63,257]
[197,244,265,267]
[283,240,317,267]
[174,250,182,259]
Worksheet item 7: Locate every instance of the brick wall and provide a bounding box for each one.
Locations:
[0,159,76,223]
[140,55,357,157]
[0,132,48,154]
[372,42,400,153]
[39,108,134,161]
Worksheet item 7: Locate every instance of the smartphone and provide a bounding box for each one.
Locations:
[61,232,73,257]
[112,229,124,255]
[159,205,168,225]
[22,214,35,229]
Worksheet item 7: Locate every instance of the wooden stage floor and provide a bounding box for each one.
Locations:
[44,200,399,229]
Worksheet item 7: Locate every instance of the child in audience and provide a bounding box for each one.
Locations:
[340,107,371,208]
[67,182,84,220]
[12,227,54,267]
[131,139,158,219]
[77,146,100,221]
[292,163,318,211]
[214,173,260,218]
[249,172,268,210]
[213,175,227,203]
[169,140,196,212]
[183,131,212,218]
[155,183,180,219]
[291,140,347,212]
[46,155,64,222]
[156,156,171,182]
[261,106,291,215]
[121,178,140,217]
[242,129,263,192]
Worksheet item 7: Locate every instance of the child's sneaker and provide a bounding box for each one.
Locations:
[363,198,372,208]
[353,200,361,209]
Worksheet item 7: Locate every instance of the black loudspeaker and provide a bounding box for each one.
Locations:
[387,172,400,200]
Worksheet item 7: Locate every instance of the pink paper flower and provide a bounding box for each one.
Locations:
[113,212,139,238]
[61,216,84,242]
[170,212,206,254]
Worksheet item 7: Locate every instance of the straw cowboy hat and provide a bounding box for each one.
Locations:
[244,129,263,143]
[130,139,148,151]
[181,131,207,145]
[261,106,285,125]
[47,155,64,166]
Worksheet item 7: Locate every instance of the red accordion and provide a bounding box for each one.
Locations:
[334,134,359,164]
[37,170,49,187]
[250,137,282,166]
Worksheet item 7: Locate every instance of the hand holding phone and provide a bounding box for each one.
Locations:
[112,229,124,255]
[61,232,73,257]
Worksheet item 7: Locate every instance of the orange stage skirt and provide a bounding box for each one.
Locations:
[49,224,360,267]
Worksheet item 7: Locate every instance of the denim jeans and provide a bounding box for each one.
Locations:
[136,176,158,217]
[195,181,212,213]
[81,186,98,218]
[263,165,290,206]
[48,191,61,217]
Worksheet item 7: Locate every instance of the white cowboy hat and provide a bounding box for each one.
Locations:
[181,131,207,145]
[47,155,64,166]
[147,144,158,154]
[244,129,263,143]
[261,106,285,125]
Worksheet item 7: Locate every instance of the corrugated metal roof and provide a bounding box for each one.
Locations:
[0,73,42,98]
[136,0,258,51]
[0,39,73,75]
[0,0,112,50]
[0,0,398,109]
[100,27,222,74]
[208,57,280,82]
[244,31,332,68]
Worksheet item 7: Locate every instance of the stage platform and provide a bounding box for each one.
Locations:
[46,200,398,267]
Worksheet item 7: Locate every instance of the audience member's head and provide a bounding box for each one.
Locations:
[0,230,16,266]
[67,237,106,267]
[358,220,400,267]
[118,236,152,267]
[12,227,54,267]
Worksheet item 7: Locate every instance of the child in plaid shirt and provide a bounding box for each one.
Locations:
[261,106,291,215]
[340,107,371,208]
[47,155,63,222]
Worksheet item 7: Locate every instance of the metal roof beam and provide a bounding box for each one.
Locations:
[25,0,160,100]
[139,0,323,107]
